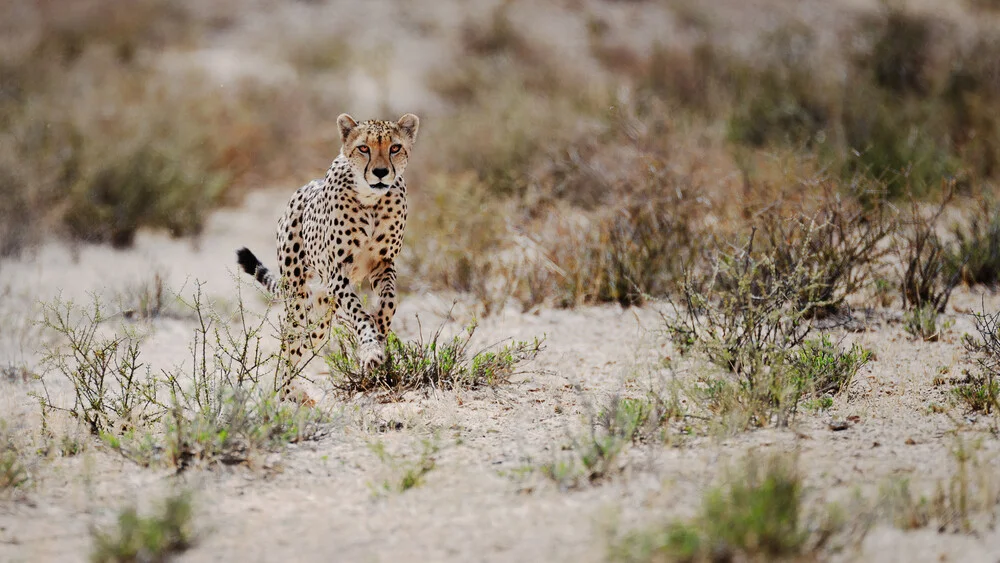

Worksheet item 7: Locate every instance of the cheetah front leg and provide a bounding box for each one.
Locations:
[370,263,398,338]
[328,271,384,371]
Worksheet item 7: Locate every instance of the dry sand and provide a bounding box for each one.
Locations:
[1,185,999,562]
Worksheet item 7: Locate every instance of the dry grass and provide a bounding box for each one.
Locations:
[611,453,844,562]
[326,319,542,400]
[0,0,334,255]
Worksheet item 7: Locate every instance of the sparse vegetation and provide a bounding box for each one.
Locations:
[880,433,999,533]
[90,491,195,563]
[951,196,1000,287]
[665,211,876,428]
[0,0,335,255]
[327,319,542,399]
[8,1,1000,559]
[34,282,329,469]
[0,421,29,493]
[541,393,683,489]
[369,438,439,494]
[611,453,839,562]
[957,309,1000,414]
[897,196,961,314]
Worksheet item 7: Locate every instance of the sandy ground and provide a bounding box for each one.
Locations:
[1,185,999,562]
[4,1,1000,561]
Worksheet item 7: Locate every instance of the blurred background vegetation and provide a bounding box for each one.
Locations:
[3,0,999,312]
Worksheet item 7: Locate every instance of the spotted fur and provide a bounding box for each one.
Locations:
[237,113,419,387]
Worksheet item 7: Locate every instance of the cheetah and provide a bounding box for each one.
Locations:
[236,113,419,389]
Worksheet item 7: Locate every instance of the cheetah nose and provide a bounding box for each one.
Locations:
[372,167,389,179]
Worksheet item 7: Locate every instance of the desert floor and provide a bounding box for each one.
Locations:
[0,186,999,562]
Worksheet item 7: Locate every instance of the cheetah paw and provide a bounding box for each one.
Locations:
[358,340,386,372]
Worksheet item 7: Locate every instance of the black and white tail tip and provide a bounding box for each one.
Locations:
[236,247,275,291]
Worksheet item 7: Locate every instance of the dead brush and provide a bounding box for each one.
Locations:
[665,195,884,427]
[880,430,1000,533]
[611,452,847,562]
[957,309,1000,415]
[950,194,1000,287]
[326,319,543,400]
[897,193,962,313]
[506,161,707,310]
[35,282,329,470]
[755,188,895,318]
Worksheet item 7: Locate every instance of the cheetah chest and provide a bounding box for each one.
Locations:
[342,206,401,284]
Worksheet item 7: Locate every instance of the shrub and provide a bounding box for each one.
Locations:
[666,228,817,427]
[666,202,879,427]
[612,454,839,562]
[789,335,872,396]
[950,196,1000,287]
[898,197,961,312]
[957,309,1000,414]
[904,305,946,342]
[0,421,29,492]
[541,393,682,489]
[755,191,894,317]
[326,319,542,400]
[38,296,161,436]
[856,8,935,96]
[35,282,329,469]
[90,491,195,563]
[728,25,832,148]
[0,1,320,254]
[513,172,705,309]
[62,145,226,247]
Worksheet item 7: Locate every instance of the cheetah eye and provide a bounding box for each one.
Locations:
[389,144,402,154]
[357,145,370,154]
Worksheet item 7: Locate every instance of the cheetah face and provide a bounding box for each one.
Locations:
[338,113,419,197]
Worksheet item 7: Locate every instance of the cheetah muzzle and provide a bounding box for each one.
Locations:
[236,113,419,389]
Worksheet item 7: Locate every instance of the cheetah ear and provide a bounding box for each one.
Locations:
[397,113,419,143]
[337,114,358,145]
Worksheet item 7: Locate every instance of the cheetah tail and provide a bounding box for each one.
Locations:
[236,247,280,294]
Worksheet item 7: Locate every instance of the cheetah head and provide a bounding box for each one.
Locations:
[338,113,419,197]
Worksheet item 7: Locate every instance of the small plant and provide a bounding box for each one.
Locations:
[90,491,195,563]
[118,271,172,320]
[162,284,329,469]
[36,282,329,470]
[37,296,162,437]
[790,335,872,396]
[0,421,29,492]
[904,305,944,342]
[542,394,681,489]
[957,309,1000,414]
[369,439,439,494]
[950,196,1000,287]
[612,453,838,562]
[327,319,542,399]
[880,433,999,533]
[897,195,961,313]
